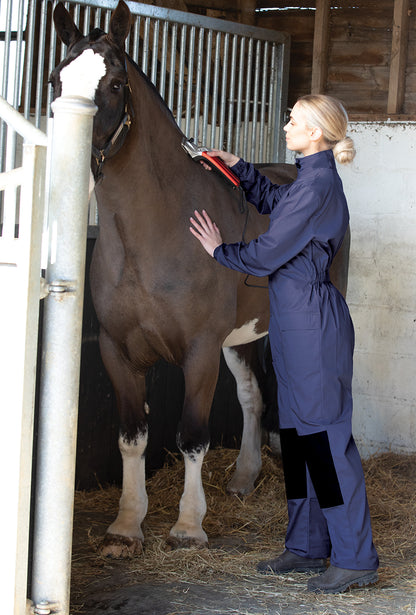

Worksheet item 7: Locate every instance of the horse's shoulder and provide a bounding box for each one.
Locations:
[253,162,297,185]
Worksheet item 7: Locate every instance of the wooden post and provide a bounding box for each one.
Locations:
[238,0,256,26]
[387,0,410,114]
[311,0,331,94]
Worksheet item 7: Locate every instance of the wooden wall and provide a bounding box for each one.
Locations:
[147,0,416,118]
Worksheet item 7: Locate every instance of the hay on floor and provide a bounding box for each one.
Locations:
[72,448,416,612]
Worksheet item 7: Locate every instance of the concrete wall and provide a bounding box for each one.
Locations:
[338,122,416,456]
[285,121,416,456]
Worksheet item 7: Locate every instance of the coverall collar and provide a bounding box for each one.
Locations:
[295,148,335,172]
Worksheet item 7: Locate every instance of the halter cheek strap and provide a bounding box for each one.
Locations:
[91,78,133,181]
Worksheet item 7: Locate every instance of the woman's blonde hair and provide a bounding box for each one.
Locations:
[297,94,356,164]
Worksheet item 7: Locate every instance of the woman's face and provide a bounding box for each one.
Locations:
[284,102,323,156]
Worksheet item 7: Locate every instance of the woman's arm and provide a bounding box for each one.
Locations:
[204,151,288,215]
[190,180,322,276]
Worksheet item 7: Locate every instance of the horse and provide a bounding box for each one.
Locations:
[51,1,349,557]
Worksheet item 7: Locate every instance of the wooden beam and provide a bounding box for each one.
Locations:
[238,0,256,25]
[311,0,330,94]
[387,0,410,114]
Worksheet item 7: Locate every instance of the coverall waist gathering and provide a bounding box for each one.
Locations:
[214,149,378,571]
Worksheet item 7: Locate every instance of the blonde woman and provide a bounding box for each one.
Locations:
[189,95,378,593]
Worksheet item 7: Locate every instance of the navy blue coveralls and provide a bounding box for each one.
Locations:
[214,149,378,571]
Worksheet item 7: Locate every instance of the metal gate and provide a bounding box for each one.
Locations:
[1,0,290,169]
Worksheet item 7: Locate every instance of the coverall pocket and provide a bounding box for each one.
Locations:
[279,311,323,426]
[279,311,321,332]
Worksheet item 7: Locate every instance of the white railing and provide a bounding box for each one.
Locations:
[0,95,47,615]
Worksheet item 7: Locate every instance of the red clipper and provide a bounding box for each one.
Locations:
[181,138,240,188]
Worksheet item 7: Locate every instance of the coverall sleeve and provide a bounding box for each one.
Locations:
[232,159,291,215]
[214,179,323,277]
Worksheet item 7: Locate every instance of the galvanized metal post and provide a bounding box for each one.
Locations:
[31,94,96,615]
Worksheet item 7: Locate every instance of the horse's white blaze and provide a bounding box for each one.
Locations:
[60,49,106,98]
[107,430,148,540]
[170,447,208,542]
[222,347,263,494]
[222,318,267,348]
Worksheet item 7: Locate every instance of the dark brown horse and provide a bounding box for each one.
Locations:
[51,1,349,557]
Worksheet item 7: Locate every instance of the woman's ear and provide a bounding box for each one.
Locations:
[310,126,323,142]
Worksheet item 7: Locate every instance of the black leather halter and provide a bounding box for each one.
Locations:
[91,79,133,181]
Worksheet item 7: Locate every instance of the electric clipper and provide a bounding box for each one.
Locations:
[181,138,240,188]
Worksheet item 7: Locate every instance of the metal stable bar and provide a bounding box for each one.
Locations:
[193,27,204,143]
[251,40,261,161]
[1,0,12,99]
[227,34,237,153]
[142,16,150,74]
[167,22,177,112]
[31,93,97,615]
[150,19,159,87]
[35,0,48,128]
[159,21,169,100]
[23,0,36,120]
[243,37,253,159]
[209,31,221,147]
[234,37,245,155]
[103,6,110,30]
[259,41,268,162]
[131,14,140,63]
[94,6,102,28]
[218,32,229,149]
[83,5,91,35]
[202,28,212,145]
[0,0,12,172]
[176,24,186,131]
[266,43,277,161]
[46,9,58,120]
[185,25,195,138]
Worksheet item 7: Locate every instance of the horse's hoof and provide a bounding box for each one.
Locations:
[226,477,254,497]
[166,535,207,550]
[100,533,143,558]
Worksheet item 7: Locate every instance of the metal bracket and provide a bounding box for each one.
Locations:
[40,278,77,299]
[30,600,61,615]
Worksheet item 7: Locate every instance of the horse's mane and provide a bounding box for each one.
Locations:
[125,54,178,127]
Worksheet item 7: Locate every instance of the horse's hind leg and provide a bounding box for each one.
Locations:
[222,343,264,495]
[98,330,148,558]
[168,342,221,548]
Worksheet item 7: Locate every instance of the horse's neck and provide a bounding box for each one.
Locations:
[129,66,183,169]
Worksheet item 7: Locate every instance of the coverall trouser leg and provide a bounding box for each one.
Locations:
[280,426,379,570]
[269,308,379,571]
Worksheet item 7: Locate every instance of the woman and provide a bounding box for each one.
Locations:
[189,95,379,594]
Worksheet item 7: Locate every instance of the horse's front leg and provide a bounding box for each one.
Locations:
[168,343,221,548]
[98,330,148,558]
[222,344,264,495]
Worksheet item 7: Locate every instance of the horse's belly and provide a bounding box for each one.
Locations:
[222,319,267,348]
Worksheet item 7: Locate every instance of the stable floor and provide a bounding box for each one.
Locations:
[71,449,416,615]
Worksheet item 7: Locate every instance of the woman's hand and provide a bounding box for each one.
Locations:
[189,209,223,257]
[199,149,240,171]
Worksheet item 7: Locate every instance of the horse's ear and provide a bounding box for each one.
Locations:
[108,0,131,50]
[53,2,83,48]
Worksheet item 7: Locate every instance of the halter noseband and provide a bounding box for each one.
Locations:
[91,75,133,181]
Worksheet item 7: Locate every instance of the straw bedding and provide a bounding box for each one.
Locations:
[71,448,416,614]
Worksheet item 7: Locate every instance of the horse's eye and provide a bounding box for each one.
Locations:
[112,82,122,92]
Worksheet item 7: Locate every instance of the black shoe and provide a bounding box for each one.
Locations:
[257,549,327,575]
[307,564,378,593]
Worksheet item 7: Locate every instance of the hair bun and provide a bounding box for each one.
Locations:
[333,136,356,164]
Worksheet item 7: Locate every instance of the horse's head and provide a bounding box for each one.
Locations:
[50,0,132,177]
